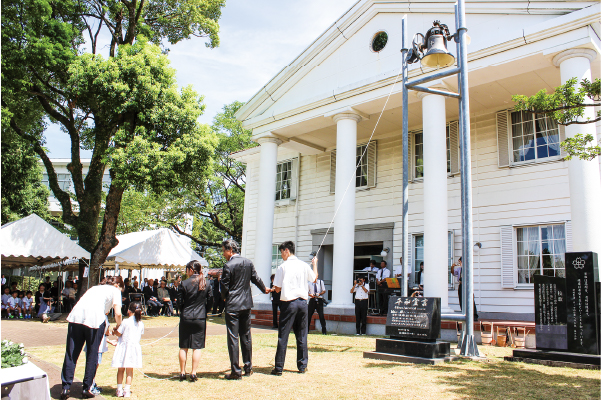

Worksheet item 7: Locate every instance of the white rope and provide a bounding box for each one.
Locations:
[314,66,404,256]
[140,323,180,346]
[137,369,179,380]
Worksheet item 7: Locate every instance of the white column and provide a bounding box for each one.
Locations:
[331,112,362,306]
[553,49,601,255]
[254,136,282,302]
[420,93,452,312]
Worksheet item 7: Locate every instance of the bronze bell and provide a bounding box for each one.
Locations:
[421,21,455,68]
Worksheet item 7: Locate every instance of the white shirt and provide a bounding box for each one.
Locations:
[7,297,19,308]
[453,265,462,283]
[22,297,33,309]
[1,294,11,306]
[273,255,316,301]
[376,268,391,281]
[352,283,370,300]
[362,266,378,272]
[308,280,326,299]
[67,285,122,329]
[1,277,6,285]
[393,264,404,276]
[62,287,76,299]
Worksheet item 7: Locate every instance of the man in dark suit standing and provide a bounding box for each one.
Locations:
[220,239,269,380]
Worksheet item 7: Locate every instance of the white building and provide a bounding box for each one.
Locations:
[41,159,111,216]
[233,0,601,332]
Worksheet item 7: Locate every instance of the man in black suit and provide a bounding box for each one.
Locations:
[143,278,162,316]
[220,239,269,380]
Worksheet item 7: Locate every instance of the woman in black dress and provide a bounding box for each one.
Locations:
[178,260,212,382]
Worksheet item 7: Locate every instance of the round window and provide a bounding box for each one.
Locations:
[371,31,388,52]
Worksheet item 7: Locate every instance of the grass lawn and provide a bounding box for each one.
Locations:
[28,321,600,400]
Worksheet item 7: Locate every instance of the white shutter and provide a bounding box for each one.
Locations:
[558,124,567,157]
[565,220,572,252]
[449,121,460,175]
[408,132,414,182]
[329,150,336,194]
[367,141,377,188]
[497,110,511,168]
[500,225,516,289]
[289,157,299,200]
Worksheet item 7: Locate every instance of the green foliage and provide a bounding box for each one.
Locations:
[1,341,28,369]
[561,134,601,161]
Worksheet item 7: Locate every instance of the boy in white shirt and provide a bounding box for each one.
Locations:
[8,291,23,319]
[22,291,34,319]
[1,287,11,318]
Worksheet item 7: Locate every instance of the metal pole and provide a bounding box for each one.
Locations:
[401,15,409,298]
[457,0,479,357]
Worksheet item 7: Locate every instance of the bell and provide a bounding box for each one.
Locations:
[421,22,455,68]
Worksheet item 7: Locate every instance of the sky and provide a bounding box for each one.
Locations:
[44,0,358,158]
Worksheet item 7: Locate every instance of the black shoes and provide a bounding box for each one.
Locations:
[189,374,198,382]
[298,368,308,374]
[243,369,253,377]
[179,373,187,381]
[224,373,242,380]
[270,369,282,376]
[81,389,95,398]
[60,389,70,400]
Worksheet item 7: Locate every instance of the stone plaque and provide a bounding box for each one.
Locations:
[565,252,600,355]
[385,296,441,341]
[534,275,568,350]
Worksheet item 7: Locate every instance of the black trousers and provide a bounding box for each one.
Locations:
[458,283,479,320]
[212,296,223,314]
[307,298,326,334]
[146,299,162,315]
[225,309,252,376]
[355,299,368,334]
[271,300,280,327]
[275,298,308,372]
[61,321,105,391]
[378,289,389,315]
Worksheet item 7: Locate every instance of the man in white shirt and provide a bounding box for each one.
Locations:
[271,241,318,375]
[376,261,391,315]
[307,278,327,335]
[351,277,369,335]
[393,257,404,278]
[362,260,378,272]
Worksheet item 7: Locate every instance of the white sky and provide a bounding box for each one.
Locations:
[44,0,358,158]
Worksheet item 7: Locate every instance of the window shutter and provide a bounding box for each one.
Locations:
[558,124,567,157]
[449,121,460,175]
[565,220,572,252]
[408,132,414,182]
[497,110,510,168]
[367,141,377,188]
[329,150,336,194]
[289,157,299,200]
[500,225,516,288]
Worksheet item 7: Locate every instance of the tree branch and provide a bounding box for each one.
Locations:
[562,116,601,126]
[170,224,221,247]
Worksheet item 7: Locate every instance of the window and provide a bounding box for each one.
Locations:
[356,145,368,187]
[511,111,560,163]
[413,232,454,287]
[446,125,451,173]
[516,224,566,284]
[41,173,71,196]
[371,31,388,52]
[275,161,292,201]
[272,245,284,274]
[414,132,424,179]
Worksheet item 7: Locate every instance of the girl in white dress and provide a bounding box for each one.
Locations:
[112,302,144,398]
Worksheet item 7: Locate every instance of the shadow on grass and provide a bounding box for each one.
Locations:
[363,362,409,369]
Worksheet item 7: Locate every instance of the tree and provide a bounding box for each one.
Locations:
[1,129,51,225]
[1,0,223,293]
[512,77,601,160]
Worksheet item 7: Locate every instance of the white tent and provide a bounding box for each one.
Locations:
[103,228,208,270]
[1,214,90,270]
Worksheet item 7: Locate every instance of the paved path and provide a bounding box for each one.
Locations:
[1,318,274,348]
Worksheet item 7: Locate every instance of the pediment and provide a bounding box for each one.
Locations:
[236,0,597,130]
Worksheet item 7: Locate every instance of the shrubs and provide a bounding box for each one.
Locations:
[1,340,28,368]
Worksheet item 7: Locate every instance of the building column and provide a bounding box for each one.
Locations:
[420,92,452,312]
[254,135,282,302]
[331,112,363,306]
[553,49,601,255]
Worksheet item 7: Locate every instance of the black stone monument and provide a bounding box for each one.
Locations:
[364,296,453,365]
[507,251,600,369]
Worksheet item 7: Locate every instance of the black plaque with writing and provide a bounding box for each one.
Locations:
[385,296,440,341]
[534,275,568,350]
[565,252,600,355]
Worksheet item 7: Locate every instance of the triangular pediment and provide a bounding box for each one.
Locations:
[236,0,598,129]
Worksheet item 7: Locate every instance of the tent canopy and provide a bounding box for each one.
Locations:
[103,228,208,270]
[1,214,90,270]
